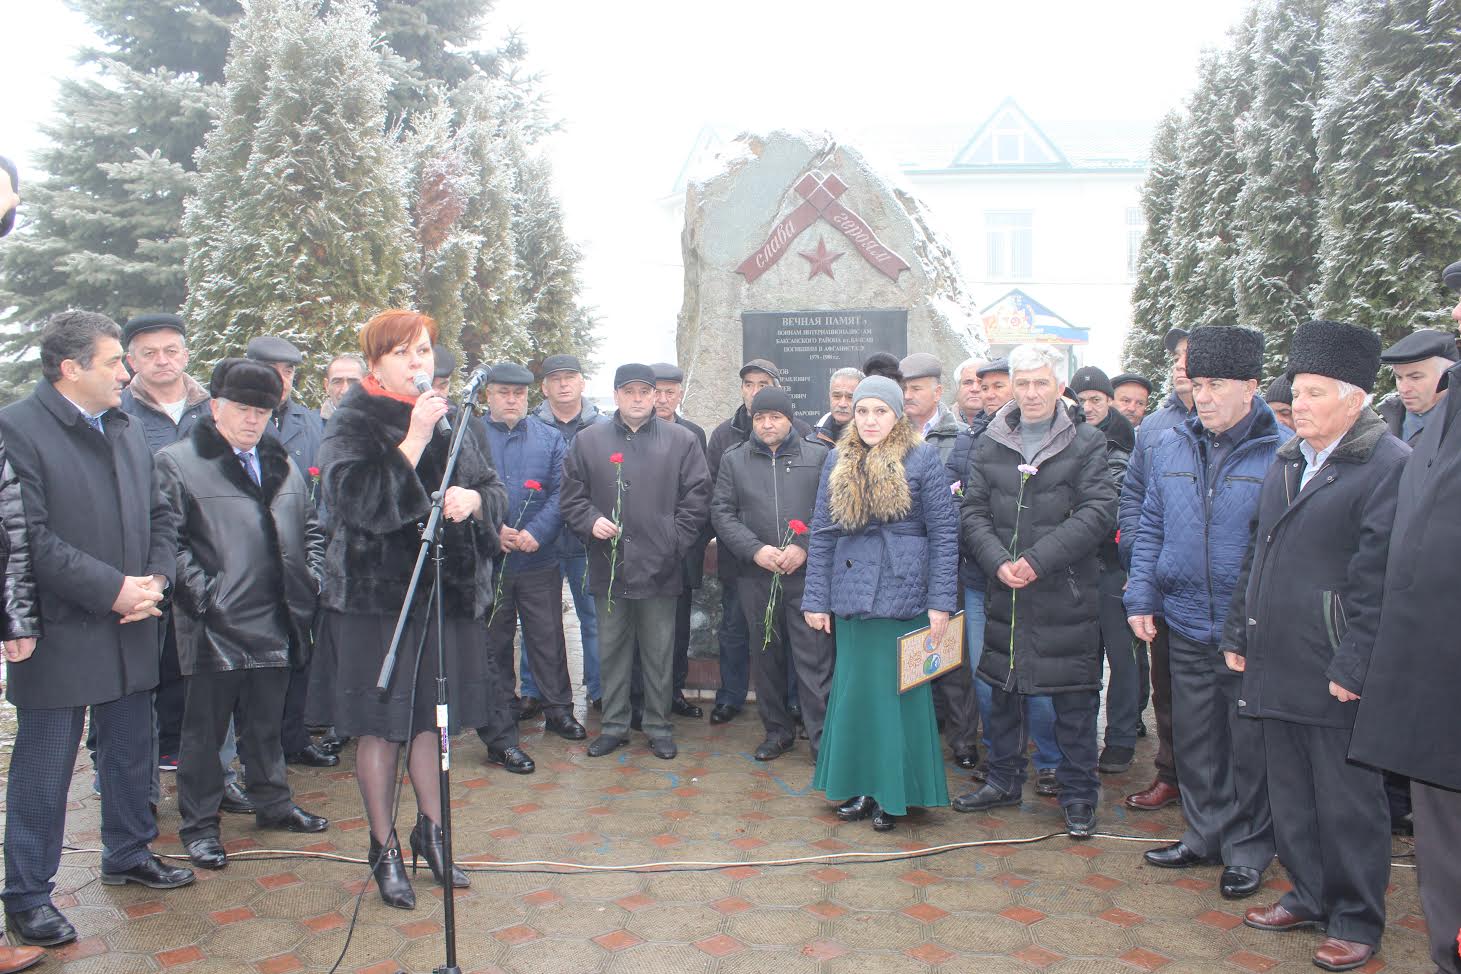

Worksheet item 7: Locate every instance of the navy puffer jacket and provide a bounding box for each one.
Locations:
[1125,397,1291,645]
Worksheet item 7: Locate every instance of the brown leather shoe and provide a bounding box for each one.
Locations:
[1124,779,1180,810]
[1243,902,1322,932]
[0,943,44,973]
[1312,937,1374,972]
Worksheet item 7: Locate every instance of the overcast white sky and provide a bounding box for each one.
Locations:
[4,0,1252,379]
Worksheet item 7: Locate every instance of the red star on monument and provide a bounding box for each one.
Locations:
[798,236,844,280]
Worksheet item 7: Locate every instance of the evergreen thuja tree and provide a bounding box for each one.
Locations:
[1125,111,1185,387]
[183,0,412,378]
[1234,0,1328,378]
[1314,0,1461,361]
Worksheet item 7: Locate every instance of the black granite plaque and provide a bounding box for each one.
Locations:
[741,309,908,419]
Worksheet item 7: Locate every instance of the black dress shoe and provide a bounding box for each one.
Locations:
[1098,745,1135,774]
[257,805,329,834]
[1035,768,1060,796]
[1064,801,1096,839]
[952,784,1021,813]
[835,795,878,821]
[709,704,739,725]
[545,714,587,740]
[586,734,626,757]
[100,855,195,889]
[648,737,677,760]
[487,745,535,774]
[5,904,77,947]
[871,809,898,832]
[753,737,793,761]
[515,697,542,721]
[285,743,339,767]
[671,695,703,718]
[185,837,228,870]
[953,749,978,770]
[969,760,989,783]
[1144,841,1219,869]
[220,780,256,815]
[318,730,350,755]
[1220,865,1263,900]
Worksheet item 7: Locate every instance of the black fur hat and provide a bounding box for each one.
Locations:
[1185,325,1264,381]
[1286,319,1382,393]
[861,352,903,384]
[210,357,284,410]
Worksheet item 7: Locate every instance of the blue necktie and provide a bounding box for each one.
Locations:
[85,414,104,435]
[239,451,260,486]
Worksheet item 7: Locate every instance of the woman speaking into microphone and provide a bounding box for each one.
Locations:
[316,310,506,909]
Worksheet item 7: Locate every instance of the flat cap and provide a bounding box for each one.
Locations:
[1380,327,1460,365]
[540,353,582,377]
[1444,260,1461,292]
[245,335,303,364]
[1111,372,1153,395]
[750,386,796,419]
[122,313,186,346]
[899,352,942,381]
[487,362,535,386]
[613,363,657,389]
[739,358,781,383]
[1067,366,1114,398]
[432,344,457,379]
[209,358,283,411]
[1185,325,1264,381]
[650,362,685,383]
[1288,319,1383,392]
[975,358,1010,378]
[1163,327,1189,354]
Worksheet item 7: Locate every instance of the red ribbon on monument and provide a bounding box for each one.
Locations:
[736,170,911,283]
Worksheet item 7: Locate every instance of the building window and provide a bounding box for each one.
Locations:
[1126,207,1144,278]
[993,129,1024,164]
[986,211,1033,280]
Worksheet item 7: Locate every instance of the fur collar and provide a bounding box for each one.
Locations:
[1276,406,1388,464]
[191,414,291,502]
[827,419,919,530]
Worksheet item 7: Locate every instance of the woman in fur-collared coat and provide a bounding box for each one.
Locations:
[802,376,959,832]
[316,310,506,910]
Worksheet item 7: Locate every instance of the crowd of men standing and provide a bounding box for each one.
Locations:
[0,250,1457,973]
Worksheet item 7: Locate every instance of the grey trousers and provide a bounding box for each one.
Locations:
[1168,631,1274,869]
[599,595,677,739]
[1264,718,1389,945]
[1412,779,1461,974]
[737,573,834,754]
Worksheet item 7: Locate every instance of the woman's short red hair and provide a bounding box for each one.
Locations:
[360,310,438,364]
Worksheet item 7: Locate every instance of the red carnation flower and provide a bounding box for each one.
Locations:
[788,519,809,535]
[308,466,321,477]
[523,479,543,491]
[610,452,624,464]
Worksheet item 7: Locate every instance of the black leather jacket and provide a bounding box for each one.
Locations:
[0,442,40,641]
[156,417,325,674]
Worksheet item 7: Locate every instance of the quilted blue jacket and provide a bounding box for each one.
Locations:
[1124,397,1291,645]
[483,414,565,574]
[802,441,959,620]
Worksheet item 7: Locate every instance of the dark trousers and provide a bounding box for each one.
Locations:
[3,691,157,912]
[1168,631,1273,868]
[715,580,750,709]
[1412,780,1461,974]
[179,668,293,843]
[155,615,185,756]
[1150,620,1178,785]
[984,682,1100,807]
[737,573,834,753]
[281,662,311,754]
[1099,569,1141,748]
[932,662,979,755]
[600,596,677,739]
[477,568,571,750]
[1263,719,1389,945]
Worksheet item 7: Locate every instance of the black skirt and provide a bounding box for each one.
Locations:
[320,609,491,742]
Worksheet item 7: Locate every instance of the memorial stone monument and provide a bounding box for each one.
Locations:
[677,131,985,425]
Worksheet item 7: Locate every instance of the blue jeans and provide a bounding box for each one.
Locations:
[521,553,600,701]
[715,579,750,709]
[968,584,1060,770]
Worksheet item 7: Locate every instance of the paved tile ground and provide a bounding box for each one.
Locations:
[0,688,1428,974]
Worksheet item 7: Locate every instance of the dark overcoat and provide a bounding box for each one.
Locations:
[317,385,507,620]
[1221,409,1409,728]
[0,380,177,708]
[710,433,829,579]
[0,439,40,640]
[155,416,327,675]
[1350,362,1461,789]
[266,397,324,479]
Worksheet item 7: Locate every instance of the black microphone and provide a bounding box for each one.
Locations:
[462,364,491,399]
[412,372,453,437]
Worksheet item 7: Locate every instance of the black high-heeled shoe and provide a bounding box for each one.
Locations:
[409,812,470,888]
[368,832,416,910]
[871,809,899,832]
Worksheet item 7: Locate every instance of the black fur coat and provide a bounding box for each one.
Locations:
[318,386,506,619]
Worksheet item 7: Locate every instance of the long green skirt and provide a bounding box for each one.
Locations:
[812,613,950,815]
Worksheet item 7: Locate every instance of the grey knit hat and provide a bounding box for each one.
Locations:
[852,375,904,418]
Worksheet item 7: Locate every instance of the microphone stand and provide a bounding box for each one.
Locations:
[375,371,486,974]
